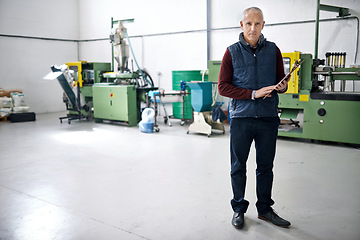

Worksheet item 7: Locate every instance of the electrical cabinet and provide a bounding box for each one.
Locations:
[92,84,137,126]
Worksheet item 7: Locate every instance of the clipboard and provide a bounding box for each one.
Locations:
[263,59,304,99]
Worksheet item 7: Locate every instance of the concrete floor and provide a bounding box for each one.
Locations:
[0,112,359,240]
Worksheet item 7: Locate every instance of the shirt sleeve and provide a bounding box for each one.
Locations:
[276,46,288,93]
[218,49,253,100]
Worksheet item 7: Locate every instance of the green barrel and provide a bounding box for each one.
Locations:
[172,70,204,119]
[172,95,192,120]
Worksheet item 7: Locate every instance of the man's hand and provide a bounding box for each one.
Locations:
[254,86,276,98]
[275,80,288,92]
[255,80,288,99]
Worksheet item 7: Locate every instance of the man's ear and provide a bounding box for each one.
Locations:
[240,21,244,30]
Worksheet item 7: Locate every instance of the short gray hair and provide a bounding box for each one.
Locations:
[243,7,264,21]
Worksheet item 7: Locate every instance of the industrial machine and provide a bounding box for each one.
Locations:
[277,2,360,145]
[98,18,156,125]
[105,18,154,88]
[92,18,156,125]
[278,51,360,145]
[47,64,101,124]
[186,81,225,137]
[49,18,156,125]
[63,61,111,123]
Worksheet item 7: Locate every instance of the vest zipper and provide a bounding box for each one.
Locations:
[254,53,258,118]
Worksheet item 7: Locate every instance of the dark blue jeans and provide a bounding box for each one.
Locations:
[230,117,280,215]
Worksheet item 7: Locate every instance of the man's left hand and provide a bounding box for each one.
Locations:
[275,81,288,92]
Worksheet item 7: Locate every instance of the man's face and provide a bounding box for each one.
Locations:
[240,10,265,47]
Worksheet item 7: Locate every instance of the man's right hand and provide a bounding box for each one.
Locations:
[254,86,275,98]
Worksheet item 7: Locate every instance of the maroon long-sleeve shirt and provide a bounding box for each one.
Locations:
[218,47,286,99]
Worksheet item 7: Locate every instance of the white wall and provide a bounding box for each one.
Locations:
[0,0,79,113]
[1,0,359,113]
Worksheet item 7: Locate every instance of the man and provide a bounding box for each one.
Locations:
[218,7,291,229]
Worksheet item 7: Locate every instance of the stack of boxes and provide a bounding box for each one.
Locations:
[0,92,35,122]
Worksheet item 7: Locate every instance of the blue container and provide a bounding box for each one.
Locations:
[186,81,212,112]
[148,90,160,103]
[139,121,154,133]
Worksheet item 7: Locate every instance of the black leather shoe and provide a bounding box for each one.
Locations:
[232,212,244,229]
[258,209,291,228]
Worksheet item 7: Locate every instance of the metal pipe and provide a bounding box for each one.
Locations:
[111,17,114,72]
[1,17,357,43]
[314,0,320,59]
[206,0,211,68]
[314,71,359,75]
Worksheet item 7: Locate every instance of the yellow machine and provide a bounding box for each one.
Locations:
[282,52,300,94]
[66,61,86,87]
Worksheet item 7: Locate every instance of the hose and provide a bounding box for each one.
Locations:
[125,30,153,87]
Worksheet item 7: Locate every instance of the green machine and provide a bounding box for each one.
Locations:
[53,18,156,125]
[278,1,360,144]
[61,60,149,126]
[278,52,360,145]
[91,18,156,125]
